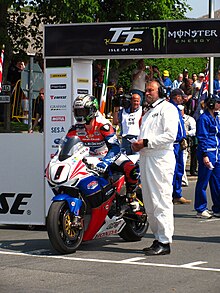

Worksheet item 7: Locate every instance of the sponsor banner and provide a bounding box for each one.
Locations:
[50,73,67,78]
[51,116,66,122]
[0,134,45,225]
[72,60,92,103]
[45,67,72,212]
[77,89,89,94]
[45,62,92,214]
[77,78,89,83]
[50,84,67,89]
[44,19,220,58]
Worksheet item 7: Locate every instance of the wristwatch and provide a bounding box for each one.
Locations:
[143,139,149,147]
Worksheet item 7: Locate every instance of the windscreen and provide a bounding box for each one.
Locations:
[58,136,84,161]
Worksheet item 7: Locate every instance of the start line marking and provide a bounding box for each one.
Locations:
[0,250,220,273]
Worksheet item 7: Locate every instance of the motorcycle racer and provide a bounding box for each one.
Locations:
[66,94,140,209]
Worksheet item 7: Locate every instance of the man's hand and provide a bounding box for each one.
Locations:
[131,139,144,152]
[180,138,188,150]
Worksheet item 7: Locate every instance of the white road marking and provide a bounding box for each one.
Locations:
[180,261,208,268]
[199,218,220,223]
[0,250,219,272]
[121,257,146,263]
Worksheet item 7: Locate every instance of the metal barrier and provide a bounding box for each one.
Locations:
[11,79,38,122]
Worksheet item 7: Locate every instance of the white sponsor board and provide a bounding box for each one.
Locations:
[72,60,93,102]
[44,62,92,215]
[44,67,72,212]
[0,133,45,225]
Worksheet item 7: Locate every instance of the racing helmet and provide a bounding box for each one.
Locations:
[73,94,99,124]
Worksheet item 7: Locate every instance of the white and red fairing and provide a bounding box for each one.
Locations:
[45,143,91,187]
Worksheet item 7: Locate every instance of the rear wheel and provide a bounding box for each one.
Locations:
[119,212,148,241]
[47,201,84,254]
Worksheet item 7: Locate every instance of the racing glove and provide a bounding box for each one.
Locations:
[96,161,109,173]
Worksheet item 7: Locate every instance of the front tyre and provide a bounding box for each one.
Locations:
[47,201,84,254]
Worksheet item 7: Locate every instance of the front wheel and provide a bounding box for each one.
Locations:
[47,201,84,254]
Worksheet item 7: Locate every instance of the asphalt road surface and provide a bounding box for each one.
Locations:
[0,179,219,293]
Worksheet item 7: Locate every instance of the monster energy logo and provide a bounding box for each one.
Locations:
[151,27,166,50]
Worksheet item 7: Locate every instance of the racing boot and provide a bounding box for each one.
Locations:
[126,184,140,212]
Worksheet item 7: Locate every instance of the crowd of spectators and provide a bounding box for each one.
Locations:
[112,62,220,214]
[112,65,212,184]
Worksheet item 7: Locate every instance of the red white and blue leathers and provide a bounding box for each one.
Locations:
[195,110,220,213]
[66,111,139,191]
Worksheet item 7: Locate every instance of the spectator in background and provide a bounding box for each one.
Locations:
[192,73,205,116]
[113,93,142,155]
[172,73,183,90]
[7,58,26,88]
[93,61,102,80]
[93,65,105,103]
[7,56,27,122]
[180,78,194,115]
[183,68,189,83]
[151,65,162,82]
[192,73,197,83]
[213,70,220,96]
[193,73,204,99]
[162,70,172,98]
[178,105,196,187]
[170,89,191,205]
[112,85,125,109]
[30,88,44,133]
[195,94,220,219]
[130,59,148,105]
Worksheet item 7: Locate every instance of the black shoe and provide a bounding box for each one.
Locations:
[144,242,170,256]
[143,240,159,252]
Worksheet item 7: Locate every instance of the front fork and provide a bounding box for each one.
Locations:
[52,194,84,229]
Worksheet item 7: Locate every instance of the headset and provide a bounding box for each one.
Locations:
[206,94,218,109]
[158,84,164,99]
[154,80,164,99]
[146,79,165,99]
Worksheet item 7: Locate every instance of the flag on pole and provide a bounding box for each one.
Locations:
[0,47,4,93]
[199,60,209,101]
[193,60,209,120]
[99,59,110,115]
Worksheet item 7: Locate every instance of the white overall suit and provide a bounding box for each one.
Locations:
[139,99,179,243]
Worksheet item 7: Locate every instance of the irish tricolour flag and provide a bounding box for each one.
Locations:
[99,59,110,115]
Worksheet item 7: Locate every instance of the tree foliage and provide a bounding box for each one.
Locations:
[0,0,191,80]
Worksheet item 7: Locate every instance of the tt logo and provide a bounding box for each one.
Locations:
[0,193,32,214]
[105,27,144,46]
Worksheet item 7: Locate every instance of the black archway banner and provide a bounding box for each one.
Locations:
[44,19,220,58]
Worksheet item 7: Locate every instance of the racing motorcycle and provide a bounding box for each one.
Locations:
[45,136,148,254]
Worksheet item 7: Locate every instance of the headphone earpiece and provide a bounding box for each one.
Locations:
[206,94,216,109]
[158,85,164,99]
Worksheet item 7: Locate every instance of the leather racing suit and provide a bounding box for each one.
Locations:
[66,111,139,193]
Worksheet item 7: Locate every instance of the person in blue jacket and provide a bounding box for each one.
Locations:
[213,70,220,96]
[195,94,220,219]
[170,89,192,204]
[162,70,173,98]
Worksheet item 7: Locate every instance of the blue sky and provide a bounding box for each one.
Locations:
[185,0,220,18]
